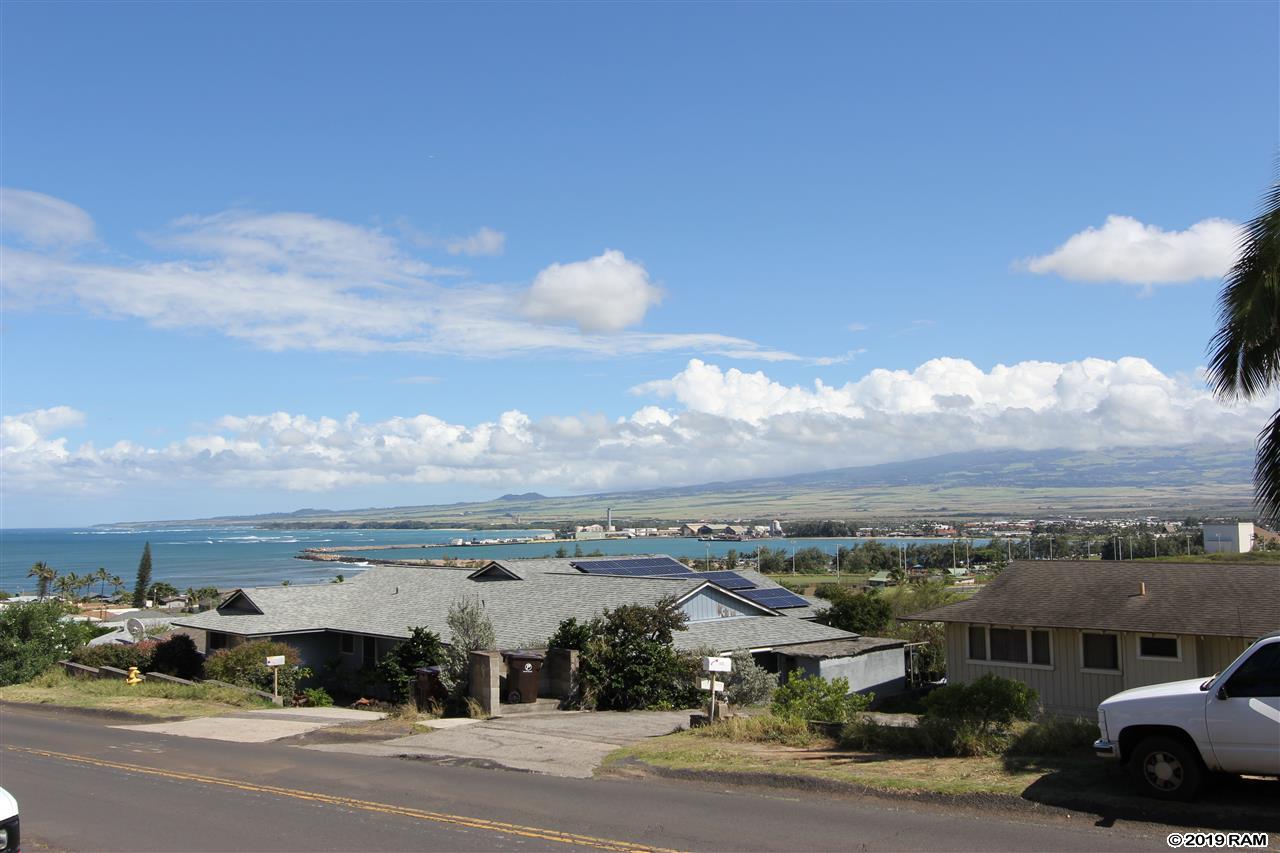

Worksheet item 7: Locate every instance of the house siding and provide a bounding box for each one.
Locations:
[944,622,1254,717]
[681,588,756,622]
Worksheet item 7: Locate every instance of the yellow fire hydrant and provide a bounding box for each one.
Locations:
[126,666,143,685]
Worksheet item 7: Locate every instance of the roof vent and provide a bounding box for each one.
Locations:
[1139,581,1146,596]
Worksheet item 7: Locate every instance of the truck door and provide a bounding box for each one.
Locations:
[1204,641,1280,775]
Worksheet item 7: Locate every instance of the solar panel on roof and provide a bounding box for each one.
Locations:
[696,571,757,590]
[571,556,695,577]
[739,587,810,609]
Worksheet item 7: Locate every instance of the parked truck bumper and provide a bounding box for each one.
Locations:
[1093,738,1120,760]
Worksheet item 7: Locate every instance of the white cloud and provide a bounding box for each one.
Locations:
[0,188,95,246]
[395,375,444,385]
[1021,215,1241,286]
[522,249,662,333]
[5,357,1268,502]
[444,226,505,257]
[0,192,802,361]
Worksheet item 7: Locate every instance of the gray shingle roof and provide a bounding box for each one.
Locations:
[173,559,853,652]
[675,616,855,652]
[903,560,1280,638]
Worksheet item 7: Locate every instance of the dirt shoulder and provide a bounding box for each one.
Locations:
[603,732,1280,835]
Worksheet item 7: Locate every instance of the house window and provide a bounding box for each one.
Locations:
[339,633,355,654]
[1081,632,1120,672]
[967,625,1051,666]
[208,631,228,651]
[968,626,987,660]
[362,636,377,667]
[1138,635,1180,661]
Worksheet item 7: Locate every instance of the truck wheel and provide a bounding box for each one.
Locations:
[1130,736,1203,801]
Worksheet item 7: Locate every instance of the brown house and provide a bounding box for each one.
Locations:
[904,560,1280,716]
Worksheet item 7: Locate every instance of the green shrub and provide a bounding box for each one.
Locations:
[0,600,109,686]
[580,597,702,711]
[149,634,203,680]
[375,626,445,703]
[817,588,893,635]
[547,617,593,651]
[71,640,158,672]
[694,714,816,747]
[302,687,334,707]
[205,640,311,697]
[771,671,872,723]
[441,597,496,695]
[723,650,776,707]
[923,673,1038,738]
[1005,716,1099,757]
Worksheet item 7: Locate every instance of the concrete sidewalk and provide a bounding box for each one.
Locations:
[114,706,387,743]
[303,710,690,777]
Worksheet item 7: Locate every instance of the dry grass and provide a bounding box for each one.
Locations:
[605,730,1078,796]
[0,668,274,719]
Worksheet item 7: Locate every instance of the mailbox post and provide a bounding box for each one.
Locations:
[702,656,731,721]
[265,654,286,699]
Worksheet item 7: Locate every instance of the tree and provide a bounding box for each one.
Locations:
[547,617,592,651]
[132,543,153,608]
[554,546,568,559]
[27,562,56,600]
[375,626,445,703]
[723,549,738,572]
[53,573,80,603]
[148,581,179,601]
[817,588,893,635]
[93,567,110,598]
[1208,176,1280,520]
[206,640,310,698]
[578,597,699,711]
[0,600,104,685]
[441,596,496,694]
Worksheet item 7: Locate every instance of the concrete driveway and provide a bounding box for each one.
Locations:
[302,709,691,778]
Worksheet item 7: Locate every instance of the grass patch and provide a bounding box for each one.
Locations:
[0,669,274,719]
[1136,551,1280,564]
[605,730,1089,796]
[692,715,817,747]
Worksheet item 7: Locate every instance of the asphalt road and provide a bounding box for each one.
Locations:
[1,705,1167,852]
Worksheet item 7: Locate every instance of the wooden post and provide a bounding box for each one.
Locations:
[273,666,279,699]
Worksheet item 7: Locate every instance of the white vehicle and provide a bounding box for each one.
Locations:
[1094,630,1280,800]
[0,786,18,852]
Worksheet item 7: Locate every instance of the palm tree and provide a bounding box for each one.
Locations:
[26,561,56,600]
[53,572,78,602]
[1208,176,1280,520]
[94,567,110,598]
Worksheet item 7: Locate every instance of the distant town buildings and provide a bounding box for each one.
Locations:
[1203,522,1255,554]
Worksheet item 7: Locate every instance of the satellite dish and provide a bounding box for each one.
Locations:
[126,618,145,643]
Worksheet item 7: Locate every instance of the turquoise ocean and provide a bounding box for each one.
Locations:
[0,527,973,594]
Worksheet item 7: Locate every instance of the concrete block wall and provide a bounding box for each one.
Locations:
[468,651,501,716]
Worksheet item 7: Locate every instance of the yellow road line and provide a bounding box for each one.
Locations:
[5,745,683,853]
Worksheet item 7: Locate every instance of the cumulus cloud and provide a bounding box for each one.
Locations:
[5,358,1269,501]
[0,191,803,361]
[0,188,95,246]
[1020,215,1241,286]
[522,249,662,333]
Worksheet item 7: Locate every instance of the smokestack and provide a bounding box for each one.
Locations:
[607,507,613,532]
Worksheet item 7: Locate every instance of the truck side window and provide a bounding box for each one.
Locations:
[1224,643,1280,698]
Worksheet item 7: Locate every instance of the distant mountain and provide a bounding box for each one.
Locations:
[111,444,1256,528]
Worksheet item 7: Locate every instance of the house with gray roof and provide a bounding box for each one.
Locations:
[174,555,907,698]
[903,560,1280,715]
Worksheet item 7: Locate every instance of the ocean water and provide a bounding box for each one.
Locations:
[0,526,973,593]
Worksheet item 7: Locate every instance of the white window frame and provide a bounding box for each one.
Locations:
[339,632,355,655]
[966,624,1054,670]
[1079,631,1123,674]
[1136,633,1182,662]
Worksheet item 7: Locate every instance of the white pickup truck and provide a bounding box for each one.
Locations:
[1094,630,1280,800]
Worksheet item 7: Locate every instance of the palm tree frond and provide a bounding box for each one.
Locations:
[1208,177,1280,400]
[1255,407,1280,525]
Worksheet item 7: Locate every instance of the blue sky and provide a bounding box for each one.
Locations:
[2,2,1277,526]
